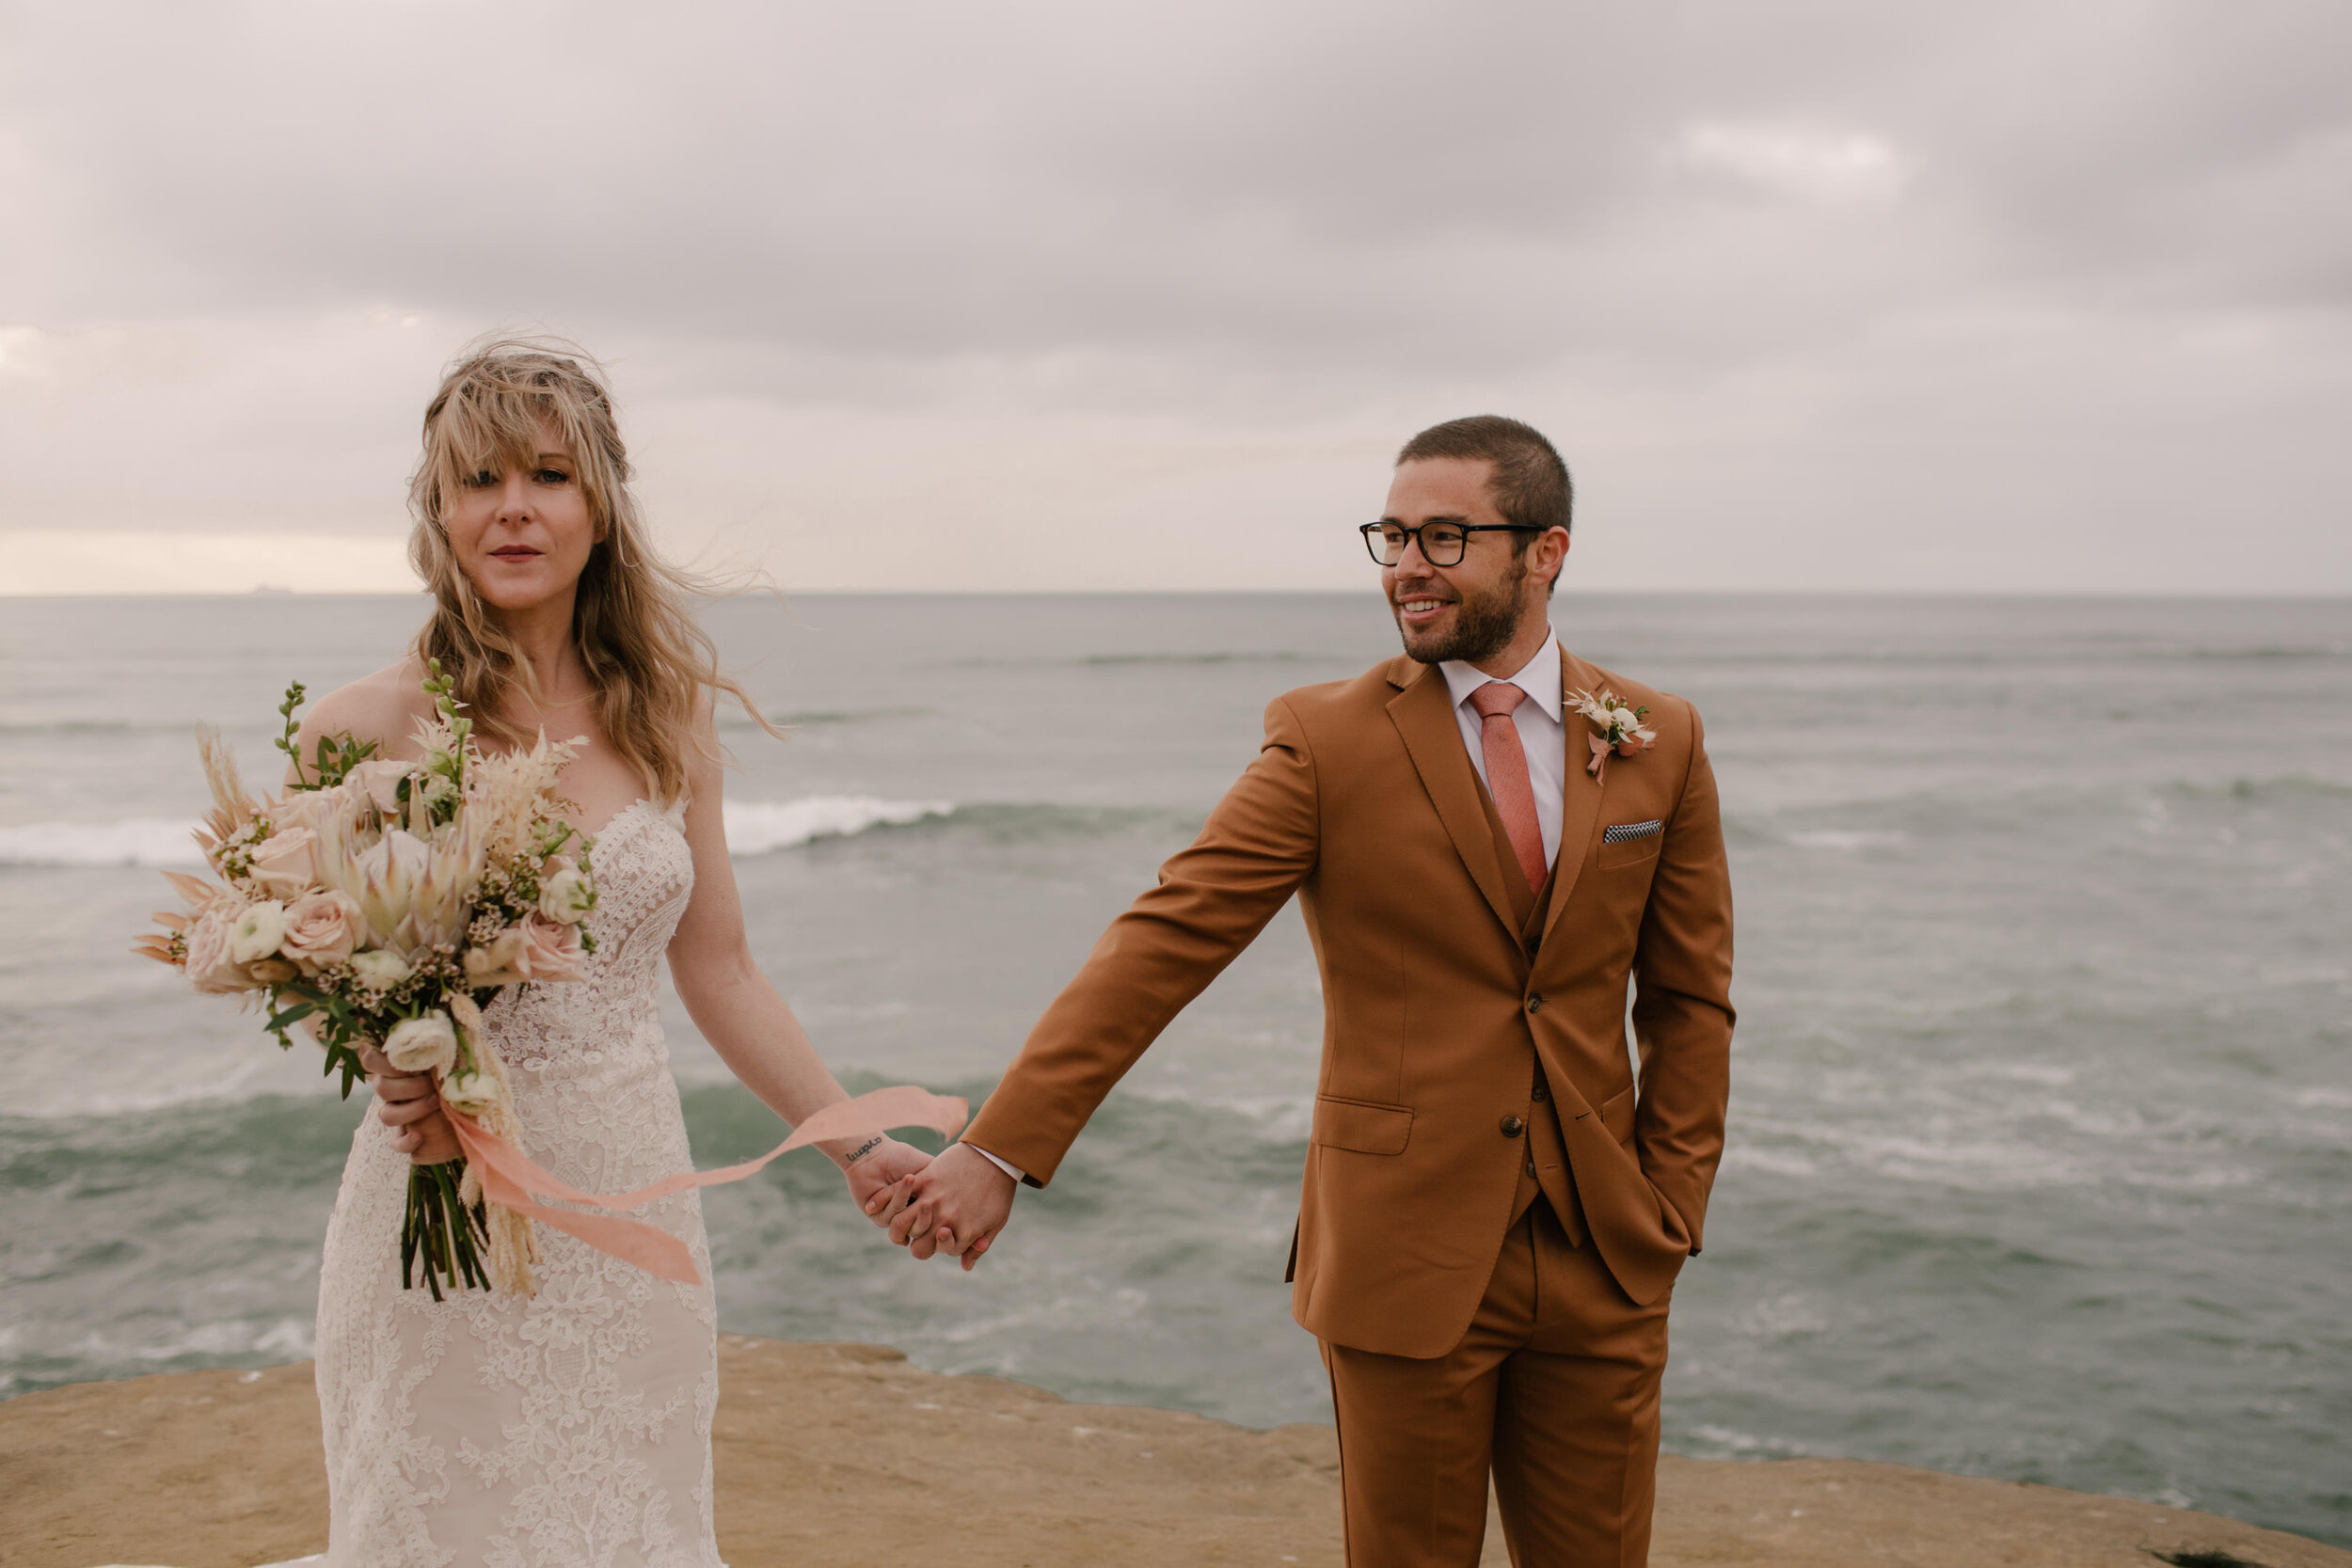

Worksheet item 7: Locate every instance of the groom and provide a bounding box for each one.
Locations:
[891,416,1734,1566]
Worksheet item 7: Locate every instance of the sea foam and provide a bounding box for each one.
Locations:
[0,797,955,868]
[721,795,954,854]
[0,816,206,867]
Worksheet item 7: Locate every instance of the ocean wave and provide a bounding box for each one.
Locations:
[899,800,1201,844]
[2162,774,2352,802]
[0,816,205,867]
[0,796,956,868]
[2188,643,2351,661]
[943,651,1327,670]
[0,717,291,737]
[7,1052,342,1122]
[1676,1422,1806,1458]
[40,1315,316,1375]
[1784,829,1910,852]
[1723,771,2352,852]
[0,718,151,735]
[722,795,953,854]
[1081,652,1319,668]
[1620,641,2349,670]
[1122,1087,1316,1143]
[715,706,931,730]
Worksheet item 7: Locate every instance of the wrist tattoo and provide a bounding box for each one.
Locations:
[843,1135,885,1166]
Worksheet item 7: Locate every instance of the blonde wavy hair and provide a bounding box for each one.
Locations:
[406,336,780,804]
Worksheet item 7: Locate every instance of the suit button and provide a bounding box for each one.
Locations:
[1500,1115,1526,1138]
[1526,1160,1537,1177]
[1531,1081,1549,1101]
[1526,993,1546,1014]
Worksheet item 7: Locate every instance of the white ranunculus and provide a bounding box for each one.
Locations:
[229,900,289,963]
[440,1069,502,1117]
[348,948,413,990]
[383,1011,458,1075]
[537,865,591,925]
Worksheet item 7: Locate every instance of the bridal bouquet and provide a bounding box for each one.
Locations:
[135,662,598,1299]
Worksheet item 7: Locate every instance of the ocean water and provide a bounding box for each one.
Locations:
[1,592,2345,1547]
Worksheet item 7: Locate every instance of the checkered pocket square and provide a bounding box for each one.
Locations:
[1601,819,1663,845]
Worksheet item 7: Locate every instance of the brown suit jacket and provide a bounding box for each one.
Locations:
[962,644,1735,1358]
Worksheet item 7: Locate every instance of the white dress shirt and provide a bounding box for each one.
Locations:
[1439,626,1567,871]
[970,1144,1028,1182]
[964,627,1568,1191]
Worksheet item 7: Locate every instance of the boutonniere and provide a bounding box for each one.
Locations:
[1565,689,1655,783]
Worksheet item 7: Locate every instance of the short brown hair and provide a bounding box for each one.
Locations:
[1395,415,1572,538]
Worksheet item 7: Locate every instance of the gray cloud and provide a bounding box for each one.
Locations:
[2,0,2345,591]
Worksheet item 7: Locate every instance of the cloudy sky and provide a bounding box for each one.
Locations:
[3,1,2345,594]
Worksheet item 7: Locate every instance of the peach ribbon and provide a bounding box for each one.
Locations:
[1586,730,1655,784]
[444,1085,970,1285]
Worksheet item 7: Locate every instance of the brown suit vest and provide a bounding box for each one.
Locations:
[1472,777,1589,1247]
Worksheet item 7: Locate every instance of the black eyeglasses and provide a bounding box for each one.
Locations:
[1360,521,1541,567]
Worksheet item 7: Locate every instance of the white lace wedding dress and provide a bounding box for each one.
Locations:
[313,799,723,1568]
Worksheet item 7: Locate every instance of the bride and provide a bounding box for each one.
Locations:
[296,338,929,1566]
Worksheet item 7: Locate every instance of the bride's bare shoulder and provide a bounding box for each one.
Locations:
[301,658,437,761]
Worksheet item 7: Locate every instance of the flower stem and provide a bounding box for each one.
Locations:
[402,1158,490,1298]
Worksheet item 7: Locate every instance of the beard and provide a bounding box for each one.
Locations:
[1393,553,1533,665]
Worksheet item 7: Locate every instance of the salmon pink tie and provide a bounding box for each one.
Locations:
[1470,681,1548,894]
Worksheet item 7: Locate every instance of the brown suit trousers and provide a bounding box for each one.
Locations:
[1325,1200,1668,1567]
[964,645,1734,1566]
[1322,793,1666,1566]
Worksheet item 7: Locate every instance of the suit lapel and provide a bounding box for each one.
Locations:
[1541,644,1608,950]
[1385,658,1521,939]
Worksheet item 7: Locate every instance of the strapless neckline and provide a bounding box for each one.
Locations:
[575,795,683,840]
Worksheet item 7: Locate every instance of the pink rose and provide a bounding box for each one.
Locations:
[516,913,586,983]
[280,890,365,974]
[461,915,584,988]
[350,759,415,816]
[266,788,325,835]
[246,826,322,900]
[184,910,262,994]
[271,783,364,842]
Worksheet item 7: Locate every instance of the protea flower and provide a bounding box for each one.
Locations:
[326,816,486,961]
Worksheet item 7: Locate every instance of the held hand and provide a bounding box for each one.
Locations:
[845,1136,930,1228]
[362,1045,462,1166]
[887,1143,1016,1272]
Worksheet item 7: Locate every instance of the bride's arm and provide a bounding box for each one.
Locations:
[664,704,930,1221]
[284,662,429,787]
